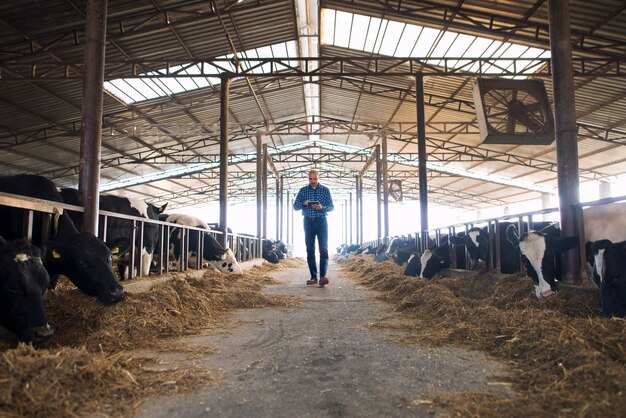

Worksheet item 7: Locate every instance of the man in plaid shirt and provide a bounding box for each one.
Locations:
[293,169,335,286]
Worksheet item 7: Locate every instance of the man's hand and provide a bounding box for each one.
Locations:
[312,203,322,211]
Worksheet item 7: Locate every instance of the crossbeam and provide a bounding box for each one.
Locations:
[2,57,626,80]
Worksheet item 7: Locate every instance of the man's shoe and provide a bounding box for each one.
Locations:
[319,277,329,286]
[306,278,318,285]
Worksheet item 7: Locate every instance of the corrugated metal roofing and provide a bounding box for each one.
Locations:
[1,0,626,214]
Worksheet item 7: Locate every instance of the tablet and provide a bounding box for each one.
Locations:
[307,200,320,207]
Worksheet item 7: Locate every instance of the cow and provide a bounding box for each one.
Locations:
[506,202,626,306]
[404,242,451,279]
[590,240,626,317]
[0,175,128,304]
[262,239,281,264]
[160,214,241,273]
[0,235,54,342]
[506,225,578,299]
[449,227,489,271]
[62,188,166,280]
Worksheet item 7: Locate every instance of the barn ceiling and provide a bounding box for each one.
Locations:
[1,0,626,212]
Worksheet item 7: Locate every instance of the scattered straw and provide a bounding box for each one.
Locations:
[339,256,626,418]
[1,261,301,417]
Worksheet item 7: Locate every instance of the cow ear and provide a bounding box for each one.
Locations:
[107,237,131,257]
[55,211,79,237]
[0,235,7,249]
[158,203,168,214]
[555,236,578,252]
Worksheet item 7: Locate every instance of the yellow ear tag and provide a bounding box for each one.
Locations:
[111,247,119,255]
[52,249,62,259]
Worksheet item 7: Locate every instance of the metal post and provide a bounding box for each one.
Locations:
[256,131,263,257]
[349,192,353,244]
[375,144,382,243]
[275,177,280,240]
[286,191,290,245]
[416,73,429,250]
[79,0,108,235]
[219,74,230,248]
[279,176,284,241]
[355,177,359,244]
[548,0,581,284]
[262,144,268,240]
[381,130,390,242]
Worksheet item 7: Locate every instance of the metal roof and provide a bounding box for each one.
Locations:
[1,0,626,213]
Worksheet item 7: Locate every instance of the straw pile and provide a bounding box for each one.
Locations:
[339,256,626,418]
[0,260,300,417]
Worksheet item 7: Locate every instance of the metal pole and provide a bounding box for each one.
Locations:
[349,192,353,244]
[375,144,382,243]
[262,144,268,240]
[548,0,581,285]
[416,73,429,249]
[279,176,284,241]
[256,131,263,258]
[218,74,230,248]
[286,191,290,245]
[359,176,364,244]
[381,131,390,242]
[79,0,107,235]
[275,177,280,240]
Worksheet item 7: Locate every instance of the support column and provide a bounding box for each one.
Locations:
[381,131,390,242]
[416,73,429,249]
[275,177,280,240]
[549,0,581,284]
[375,144,382,243]
[262,144,268,240]
[349,191,353,244]
[355,177,360,244]
[79,0,108,234]
[286,191,290,245]
[256,131,263,257]
[218,74,231,248]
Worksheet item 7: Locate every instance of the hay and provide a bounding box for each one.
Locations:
[1,266,300,417]
[339,257,626,418]
[0,344,214,418]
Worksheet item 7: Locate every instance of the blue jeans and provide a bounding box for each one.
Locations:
[304,217,328,279]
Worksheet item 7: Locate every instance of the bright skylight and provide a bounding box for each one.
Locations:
[321,9,550,76]
[104,41,299,104]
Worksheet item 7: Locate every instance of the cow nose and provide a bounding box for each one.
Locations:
[33,323,54,342]
[103,287,125,304]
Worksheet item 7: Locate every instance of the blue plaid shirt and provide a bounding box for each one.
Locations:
[293,183,334,218]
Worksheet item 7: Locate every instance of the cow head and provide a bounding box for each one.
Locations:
[419,246,450,279]
[208,248,242,273]
[506,224,578,299]
[403,252,421,277]
[45,212,128,304]
[450,227,489,270]
[0,236,54,342]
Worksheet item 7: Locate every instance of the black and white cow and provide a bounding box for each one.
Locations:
[506,202,626,305]
[590,240,626,317]
[404,242,451,279]
[506,225,578,299]
[161,214,241,273]
[0,236,53,342]
[449,227,489,271]
[0,175,128,304]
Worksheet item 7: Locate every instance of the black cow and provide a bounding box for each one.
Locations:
[0,236,53,342]
[0,175,128,304]
[262,239,280,264]
[160,214,241,273]
[62,188,167,280]
[590,240,626,317]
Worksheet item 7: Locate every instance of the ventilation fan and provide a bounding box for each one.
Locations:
[473,78,554,145]
[388,180,402,202]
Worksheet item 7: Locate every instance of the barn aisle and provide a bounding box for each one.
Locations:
[135,260,511,418]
